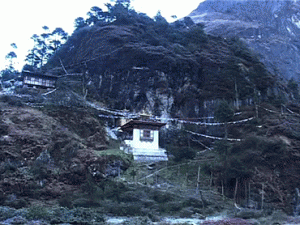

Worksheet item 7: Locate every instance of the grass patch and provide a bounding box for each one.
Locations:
[107,138,121,150]
[94,149,133,165]
[94,135,132,164]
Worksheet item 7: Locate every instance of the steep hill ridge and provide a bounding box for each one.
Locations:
[9,2,300,220]
[189,0,300,81]
[46,15,277,118]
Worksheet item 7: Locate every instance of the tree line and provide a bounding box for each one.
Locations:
[0,0,132,81]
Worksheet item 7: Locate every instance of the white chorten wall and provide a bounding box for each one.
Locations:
[124,128,167,161]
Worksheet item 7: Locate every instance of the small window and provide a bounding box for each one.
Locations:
[143,130,151,138]
[140,129,154,141]
[38,78,43,85]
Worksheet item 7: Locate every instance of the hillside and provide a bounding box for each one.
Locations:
[189,0,300,81]
[2,88,300,223]
[45,10,280,118]
[0,95,258,224]
[42,0,300,214]
[0,96,109,206]
[2,1,300,224]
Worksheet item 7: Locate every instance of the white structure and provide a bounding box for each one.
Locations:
[121,120,168,161]
[22,70,57,89]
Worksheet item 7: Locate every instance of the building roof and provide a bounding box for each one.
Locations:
[121,120,166,131]
[22,70,58,79]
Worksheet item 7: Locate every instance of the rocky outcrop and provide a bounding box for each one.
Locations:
[46,20,276,118]
[189,0,300,81]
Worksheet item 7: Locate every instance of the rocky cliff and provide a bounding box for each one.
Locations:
[45,13,277,118]
[189,0,300,81]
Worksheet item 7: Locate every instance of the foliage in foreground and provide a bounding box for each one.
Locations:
[0,206,105,224]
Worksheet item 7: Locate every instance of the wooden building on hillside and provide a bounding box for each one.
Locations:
[22,70,58,89]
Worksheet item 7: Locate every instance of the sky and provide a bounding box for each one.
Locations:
[0,0,204,71]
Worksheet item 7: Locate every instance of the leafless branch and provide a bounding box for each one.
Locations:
[57,73,83,78]
[42,88,57,96]
[191,138,212,151]
[59,58,68,75]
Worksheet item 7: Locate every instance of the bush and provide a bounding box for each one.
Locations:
[179,207,194,218]
[214,100,234,123]
[0,206,18,220]
[202,218,254,225]
[2,159,18,173]
[0,95,23,106]
[31,150,53,180]
[120,191,142,202]
[81,179,98,195]
[158,201,182,214]
[103,180,127,201]
[183,197,204,208]
[0,191,4,205]
[184,24,208,45]
[151,189,173,203]
[72,197,102,208]
[235,135,287,162]
[167,146,196,162]
[214,140,232,158]
[5,198,28,209]
[26,205,51,220]
[119,216,151,225]
[106,202,145,216]
[50,207,105,224]
[58,194,73,208]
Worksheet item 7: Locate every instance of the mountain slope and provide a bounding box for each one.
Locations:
[189,0,300,81]
[45,14,276,118]
[0,98,112,207]
[38,5,300,214]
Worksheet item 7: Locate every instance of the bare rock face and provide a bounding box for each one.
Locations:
[189,0,300,80]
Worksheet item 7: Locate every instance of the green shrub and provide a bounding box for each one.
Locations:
[5,198,28,209]
[107,202,145,216]
[103,181,127,201]
[2,159,18,173]
[215,100,234,123]
[159,201,182,214]
[183,197,204,208]
[0,95,23,106]
[143,199,156,208]
[167,146,196,162]
[120,216,151,225]
[81,179,98,195]
[184,24,208,45]
[0,191,4,205]
[26,205,51,220]
[151,189,173,203]
[179,207,194,218]
[49,207,105,224]
[0,206,18,220]
[58,194,73,208]
[214,140,232,157]
[31,150,53,180]
[120,191,142,202]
